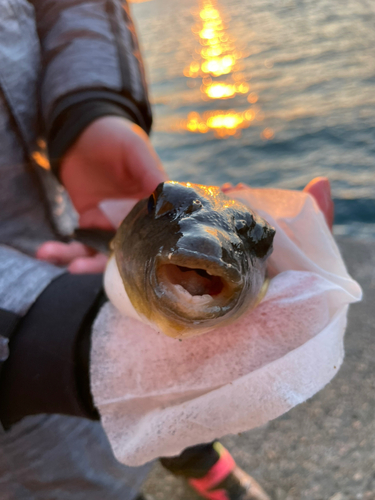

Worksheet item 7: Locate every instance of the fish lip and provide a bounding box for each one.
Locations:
[157,248,243,284]
[151,250,245,324]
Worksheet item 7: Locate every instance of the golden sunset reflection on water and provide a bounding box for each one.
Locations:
[181,0,273,140]
[185,108,262,138]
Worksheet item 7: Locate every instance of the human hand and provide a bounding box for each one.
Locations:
[302,176,334,230]
[59,116,167,229]
[37,116,168,273]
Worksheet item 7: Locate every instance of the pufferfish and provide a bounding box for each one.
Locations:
[101,181,276,339]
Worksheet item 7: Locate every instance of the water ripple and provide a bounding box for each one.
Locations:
[131,0,375,236]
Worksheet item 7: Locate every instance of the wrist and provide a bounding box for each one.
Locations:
[48,95,144,180]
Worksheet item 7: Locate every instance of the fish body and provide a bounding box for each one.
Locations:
[104,181,275,339]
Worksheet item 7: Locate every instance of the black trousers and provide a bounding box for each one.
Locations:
[160,441,220,479]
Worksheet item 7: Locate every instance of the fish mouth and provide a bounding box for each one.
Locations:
[159,263,226,297]
[154,252,243,322]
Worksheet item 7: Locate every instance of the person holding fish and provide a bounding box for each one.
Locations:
[0,1,278,499]
[0,2,354,500]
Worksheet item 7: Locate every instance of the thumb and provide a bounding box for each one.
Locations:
[124,129,168,197]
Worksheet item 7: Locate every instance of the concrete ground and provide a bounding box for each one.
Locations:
[142,238,375,500]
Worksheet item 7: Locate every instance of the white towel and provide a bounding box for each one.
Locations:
[91,185,362,466]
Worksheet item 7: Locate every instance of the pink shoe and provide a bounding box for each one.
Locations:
[188,443,271,500]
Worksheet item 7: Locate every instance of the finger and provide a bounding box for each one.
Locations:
[303,177,334,230]
[79,206,115,230]
[126,133,169,196]
[221,182,234,193]
[141,158,169,194]
[36,241,93,265]
[68,253,109,274]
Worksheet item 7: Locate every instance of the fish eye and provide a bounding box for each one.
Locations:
[147,194,156,214]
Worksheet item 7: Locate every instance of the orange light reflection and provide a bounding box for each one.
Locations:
[32,151,50,170]
[261,128,275,140]
[184,109,256,138]
[203,83,236,99]
[184,0,244,87]
[181,0,273,139]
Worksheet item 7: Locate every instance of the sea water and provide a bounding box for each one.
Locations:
[131,0,375,239]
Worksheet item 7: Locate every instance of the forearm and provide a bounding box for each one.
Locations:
[0,247,105,429]
[31,0,152,174]
[0,246,64,316]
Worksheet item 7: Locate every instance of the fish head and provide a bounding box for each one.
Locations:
[110,181,275,338]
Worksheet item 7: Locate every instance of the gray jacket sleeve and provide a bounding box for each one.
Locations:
[0,245,64,364]
[0,245,64,317]
[32,0,152,135]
